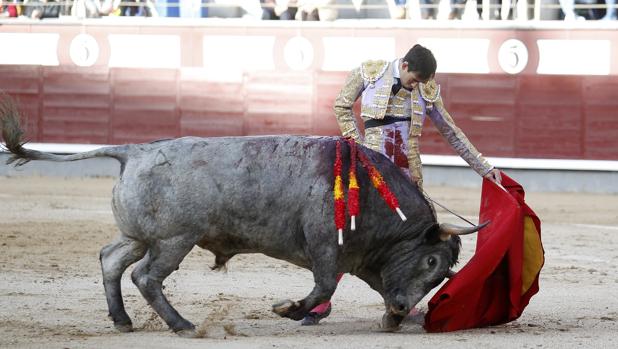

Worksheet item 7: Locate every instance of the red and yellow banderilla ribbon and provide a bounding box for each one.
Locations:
[334,138,406,246]
[347,140,360,231]
[334,141,346,245]
[355,145,407,222]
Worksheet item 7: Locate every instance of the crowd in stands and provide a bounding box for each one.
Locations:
[0,0,156,18]
[0,0,616,20]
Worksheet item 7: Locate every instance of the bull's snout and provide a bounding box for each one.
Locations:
[389,295,410,316]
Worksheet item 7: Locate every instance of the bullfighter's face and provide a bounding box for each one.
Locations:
[400,61,433,90]
[380,234,461,330]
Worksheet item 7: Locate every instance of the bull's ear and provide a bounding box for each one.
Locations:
[423,224,443,244]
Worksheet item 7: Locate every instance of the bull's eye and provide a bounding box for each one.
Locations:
[427,256,436,267]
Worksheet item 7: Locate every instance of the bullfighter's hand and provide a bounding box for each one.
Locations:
[411,175,422,188]
[484,168,502,185]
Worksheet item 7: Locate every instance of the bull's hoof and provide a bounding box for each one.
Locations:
[381,313,404,332]
[114,322,134,333]
[403,308,426,326]
[272,299,304,320]
[272,299,296,315]
[172,320,197,338]
[176,328,199,338]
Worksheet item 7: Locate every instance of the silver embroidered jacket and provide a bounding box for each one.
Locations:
[333,59,493,185]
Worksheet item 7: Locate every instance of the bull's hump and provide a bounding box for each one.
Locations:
[197,135,333,144]
[129,135,337,172]
[181,135,330,141]
[176,135,335,154]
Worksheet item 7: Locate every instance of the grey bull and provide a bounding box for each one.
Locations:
[1,97,484,337]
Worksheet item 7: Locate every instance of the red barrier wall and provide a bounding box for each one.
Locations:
[1,21,617,160]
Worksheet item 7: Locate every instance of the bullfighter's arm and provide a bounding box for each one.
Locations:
[407,136,424,188]
[427,97,493,177]
[408,92,425,187]
[333,67,365,142]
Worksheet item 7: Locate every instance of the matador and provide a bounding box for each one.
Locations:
[333,44,501,188]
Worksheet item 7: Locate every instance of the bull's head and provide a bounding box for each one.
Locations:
[379,222,487,330]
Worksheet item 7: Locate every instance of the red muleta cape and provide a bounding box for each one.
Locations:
[424,172,544,332]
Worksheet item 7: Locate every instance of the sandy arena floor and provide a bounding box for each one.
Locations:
[1,176,617,349]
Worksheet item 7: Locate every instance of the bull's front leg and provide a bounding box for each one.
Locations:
[272,270,339,321]
[356,268,402,332]
[272,236,339,321]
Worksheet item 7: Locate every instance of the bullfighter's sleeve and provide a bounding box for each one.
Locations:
[428,97,494,177]
[334,67,365,142]
[408,135,424,187]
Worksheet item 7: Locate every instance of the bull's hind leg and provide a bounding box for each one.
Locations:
[131,236,197,337]
[273,228,339,321]
[100,236,147,332]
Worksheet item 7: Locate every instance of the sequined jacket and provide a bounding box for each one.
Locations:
[333,59,493,185]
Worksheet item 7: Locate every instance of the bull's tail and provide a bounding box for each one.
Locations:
[1,94,128,167]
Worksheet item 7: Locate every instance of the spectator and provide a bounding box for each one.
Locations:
[22,0,63,19]
[1,0,21,17]
[120,0,158,16]
[602,0,616,19]
[561,0,616,20]
[296,0,337,20]
[448,0,502,20]
[260,0,298,19]
[418,0,438,19]
[71,0,123,17]
[389,0,407,19]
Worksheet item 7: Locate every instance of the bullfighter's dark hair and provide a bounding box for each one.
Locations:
[403,44,437,81]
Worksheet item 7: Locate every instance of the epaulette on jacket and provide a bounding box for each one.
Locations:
[420,79,441,103]
[360,60,389,86]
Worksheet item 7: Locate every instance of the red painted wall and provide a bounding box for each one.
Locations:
[1,22,617,161]
[2,65,617,161]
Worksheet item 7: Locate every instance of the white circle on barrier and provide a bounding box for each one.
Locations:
[498,39,528,75]
[69,34,99,67]
[283,36,314,71]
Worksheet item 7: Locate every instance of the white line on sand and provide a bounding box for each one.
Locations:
[573,224,618,231]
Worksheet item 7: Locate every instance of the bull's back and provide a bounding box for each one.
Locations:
[112,136,334,247]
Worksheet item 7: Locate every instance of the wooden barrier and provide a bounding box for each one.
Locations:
[1,20,617,160]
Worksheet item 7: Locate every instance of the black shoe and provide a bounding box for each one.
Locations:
[300,305,332,326]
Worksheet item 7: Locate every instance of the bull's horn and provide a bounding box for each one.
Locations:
[438,221,490,241]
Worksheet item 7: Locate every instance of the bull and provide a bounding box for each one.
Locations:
[0,96,483,337]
